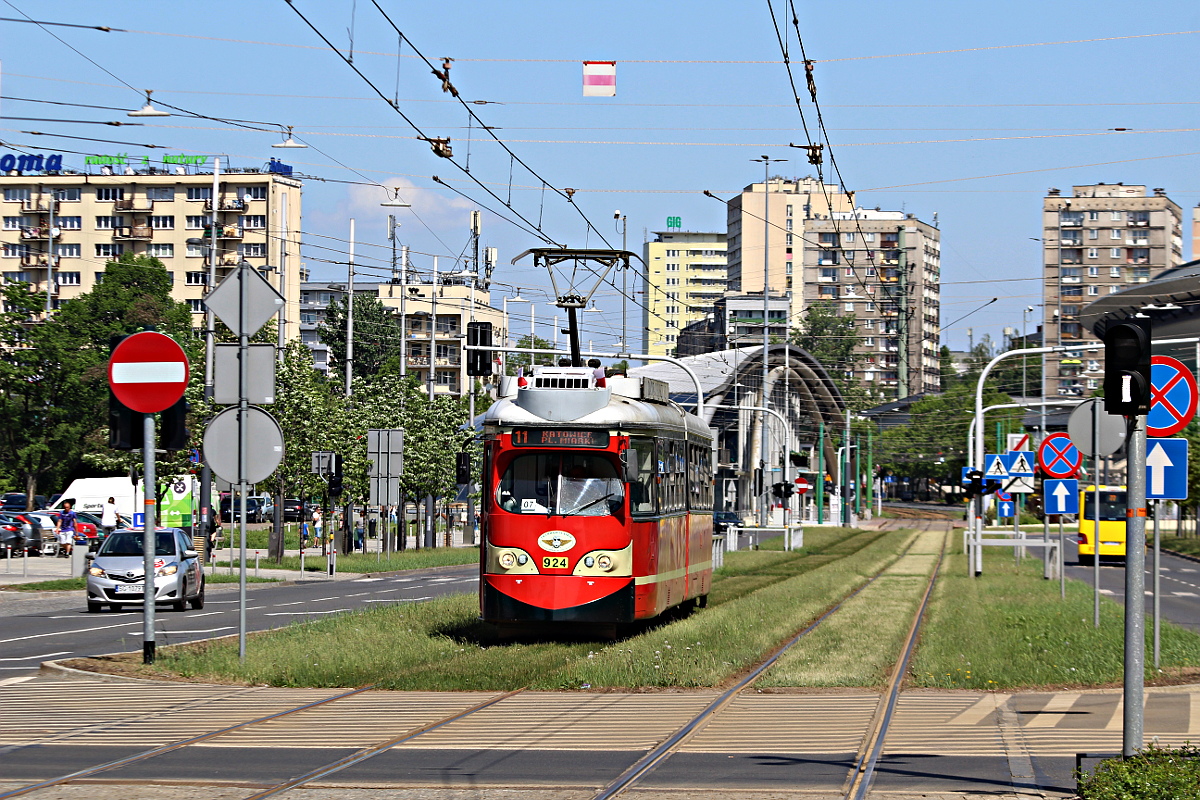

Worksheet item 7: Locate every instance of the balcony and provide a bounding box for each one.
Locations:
[20,253,48,267]
[435,356,461,366]
[1060,238,1083,247]
[19,226,49,240]
[113,225,153,240]
[204,224,243,239]
[203,198,247,212]
[114,198,153,212]
[20,199,52,213]
[406,356,431,367]
[1131,219,1149,227]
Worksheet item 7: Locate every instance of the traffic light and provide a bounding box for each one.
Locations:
[159,397,188,451]
[456,452,472,485]
[1103,318,1151,416]
[783,482,795,498]
[771,482,785,498]
[108,390,143,450]
[466,321,493,377]
[327,453,344,497]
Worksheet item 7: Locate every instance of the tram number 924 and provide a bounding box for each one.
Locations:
[542,556,569,569]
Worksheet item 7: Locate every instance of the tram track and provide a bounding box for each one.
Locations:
[2,521,949,799]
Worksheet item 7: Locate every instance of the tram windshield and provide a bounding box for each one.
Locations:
[497,452,624,516]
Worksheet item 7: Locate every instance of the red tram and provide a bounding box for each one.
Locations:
[479,365,714,626]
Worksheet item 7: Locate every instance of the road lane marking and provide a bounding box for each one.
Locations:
[0,675,36,685]
[353,577,383,582]
[163,627,235,634]
[346,592,370,597]
[1173,592,1199,597]
[0,621,141,644]
[0,651,69,662]
[365,596,431,603]
[274,601,305,606]
[263,609,349,616]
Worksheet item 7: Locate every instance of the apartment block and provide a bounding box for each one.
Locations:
[300,278,506,395]
[800,212,941,396]
[0,153,302,338]
[675,295,791,356]
[723,176,940,398]
[1043,184,1183,396]
[641,230,726,355]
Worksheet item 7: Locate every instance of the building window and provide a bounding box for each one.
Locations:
[3,188,30,202]
[1061,267,1082,282]
[1127,248,1150,264]
[664,249,679,257]
[57,216,81,230]
[186,243,207,257]
[1110,228,1121,239]
[148,215,175,229]
[95,216,123,229]
[187,299,204,313]
[3,270,28,282]
[95,187,124,202]
[844,232,855,243]
[239,215,266,229]
[238,186,268,200]
[1060,210,1083,226]
[866,302,876,311]
[865,337,875,346]
[146,187,175,201]
[1087,250,1098,260]
[186,215,212,229]
[2,216,22,230]
[57,271,81,286]
[1087,285,1099,296]
[1109,266,1121,277]
[1109,285,1120,294]
[147,243,174,258]
[1087,266,1098,277]
[818,250,839,265]
[186,187,212,201]
[2,243,28,258]
[785,219,794,231]
[819,267,838,281]
[785,204,793,217]
[1111,210,1123,220]
[1109,248,1120,259]
[1087,228,1098,240]
[238,243,267,258]
[1088,211,1099,220]
[844,302,855,312]
[55,243,80,258]
[95,243,124,258]
[185,271,208,286]
[1062,286,1083,297]
[785,234,793,246]
[665,262,679,271]
[300,312,316,324]
[819,232,838,245]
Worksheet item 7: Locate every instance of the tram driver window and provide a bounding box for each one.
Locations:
[497,453,624,516]
[629,439,657,517]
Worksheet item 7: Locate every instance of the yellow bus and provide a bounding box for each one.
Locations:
[1077,485,1126,567]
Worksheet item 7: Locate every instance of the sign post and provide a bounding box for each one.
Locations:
[107,331,190,665]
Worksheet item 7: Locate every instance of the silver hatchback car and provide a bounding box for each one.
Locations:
[86,528,205,613]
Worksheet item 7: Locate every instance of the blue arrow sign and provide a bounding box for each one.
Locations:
[1004,451,1035,477]
[1147,438,1188,500]
[998,500,1015,518]
[1043,479,1079,515]
[984,454,1009,479]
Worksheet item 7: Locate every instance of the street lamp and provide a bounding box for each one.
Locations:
[750,154,787,527]
[271,126,307,149]
[128,89,170,117]
[380,194,412,375]
[1021,305,1034,398]
[502,292,528,375]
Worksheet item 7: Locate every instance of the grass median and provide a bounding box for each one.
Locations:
[213,546,480,574]
[100,527,913,690]
[910,546,1200,690]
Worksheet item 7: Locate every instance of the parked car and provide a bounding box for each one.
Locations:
[0,511,48,555]
[85,527,205,613]
[267,498,304,522]
[221,496,266,523]
[713,511,742,538]
[1,493,48,512]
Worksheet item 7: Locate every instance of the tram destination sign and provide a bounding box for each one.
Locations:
[511,428,610,448]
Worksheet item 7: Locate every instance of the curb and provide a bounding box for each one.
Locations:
[39,657,184,685]
[1161,547,1200,566]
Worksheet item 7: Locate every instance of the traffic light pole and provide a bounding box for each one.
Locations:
[1124,414,1147,757]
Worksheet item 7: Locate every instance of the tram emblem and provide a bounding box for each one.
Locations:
[538,531,577,552]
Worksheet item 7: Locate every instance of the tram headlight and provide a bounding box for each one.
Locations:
[583,556,595,568]
[516,553,529,566]
[499,551,516,569]
[597,554,613,571]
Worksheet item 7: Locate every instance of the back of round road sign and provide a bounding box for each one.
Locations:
[1067,398,1126,457]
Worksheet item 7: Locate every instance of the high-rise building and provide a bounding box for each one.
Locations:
[1042,184,1183,396]
[0,154,302,338]
[800,212,941,396]
[641,230,726,356]
[723,176,940,398]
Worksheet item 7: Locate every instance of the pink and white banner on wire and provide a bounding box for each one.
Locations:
[582,61,616,96]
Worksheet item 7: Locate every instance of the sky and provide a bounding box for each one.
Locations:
[1,0,1197,353]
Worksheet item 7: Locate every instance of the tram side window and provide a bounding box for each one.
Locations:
[664,439,683,513]
[629,439,657,517]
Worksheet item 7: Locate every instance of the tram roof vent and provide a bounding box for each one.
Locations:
[609,376,672,405]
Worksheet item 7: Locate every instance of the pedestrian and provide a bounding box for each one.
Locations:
[55,501,77,557]
[100,496,119,539]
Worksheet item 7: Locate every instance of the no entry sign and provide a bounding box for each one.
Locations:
[108,332,190,413]
[1148,355,1198,437]
[794,477,810,495]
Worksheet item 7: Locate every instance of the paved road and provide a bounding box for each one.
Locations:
[0,563,479,678]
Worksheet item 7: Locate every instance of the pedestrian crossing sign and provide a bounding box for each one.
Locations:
[1005,451,1034,477]
[984,454,1008,478]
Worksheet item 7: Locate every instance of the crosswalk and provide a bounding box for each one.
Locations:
[4,679,1200,757]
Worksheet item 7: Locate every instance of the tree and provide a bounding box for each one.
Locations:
[317,294,402,381]
[505,334,555,375]
[791,301,861,386]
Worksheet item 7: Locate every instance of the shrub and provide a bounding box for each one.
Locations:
[1077,744,1200,799]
